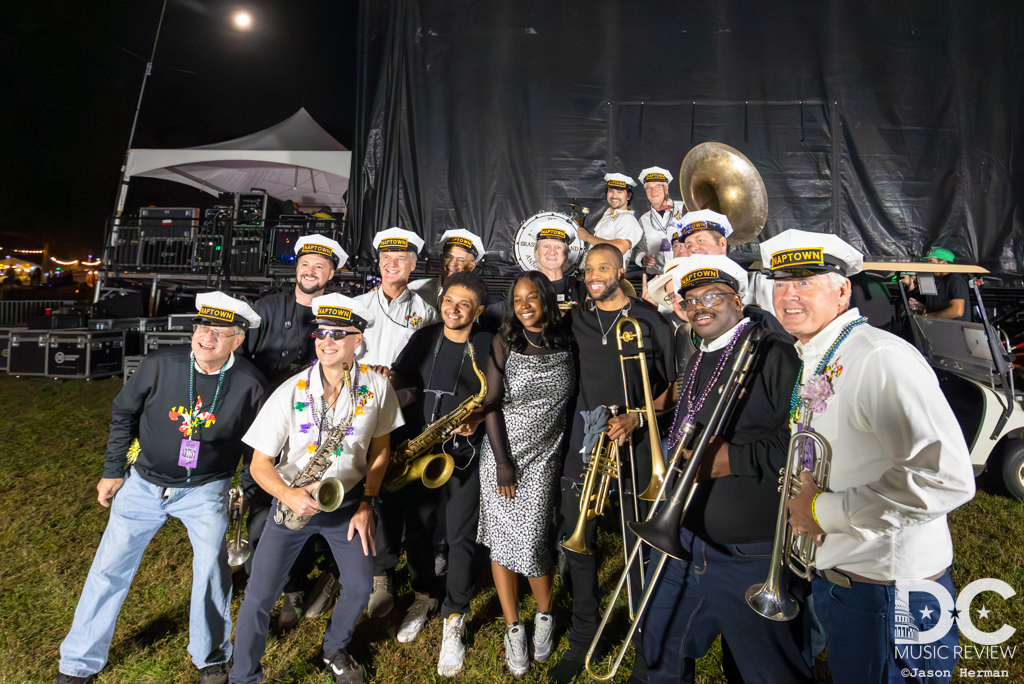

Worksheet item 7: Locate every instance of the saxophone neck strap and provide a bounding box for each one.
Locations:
[424,329,468,422]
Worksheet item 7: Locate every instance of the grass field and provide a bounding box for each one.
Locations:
[0,373,1021,684]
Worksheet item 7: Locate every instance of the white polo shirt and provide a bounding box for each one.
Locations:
[592,208,643,265]
[745,272,777,317]
[794,308,975,581]
[242,363,404,496]
[354,286,439,367]
[636,200,686,274]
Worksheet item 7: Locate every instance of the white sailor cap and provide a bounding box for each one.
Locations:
[194,291,261,330]
[671,209,733,242]
[647,257,691,308]
[294,233,348,267]
[638,166,674,185]
[372,227,425,254]
[759,229,864,278]
[670,254,749,299]
[439,229,484,259]
[310,293,374,332]
[604,172,637,189]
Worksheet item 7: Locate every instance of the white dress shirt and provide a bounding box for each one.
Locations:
[242,363,404,495]
[592,208,643,265]
[354,286,440,367]
[794,308,975,580]
[636,200,686,274]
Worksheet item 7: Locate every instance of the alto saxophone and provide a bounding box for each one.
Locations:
[276,367,352,530]
[384,343,487,492]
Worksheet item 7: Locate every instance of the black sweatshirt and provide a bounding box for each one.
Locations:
[389,323,494,466]
[245,289,318,384]
[103,347,268,487]
[677,321,800,545]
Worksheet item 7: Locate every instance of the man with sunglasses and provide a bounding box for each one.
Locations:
[640,255,813,684]
[55,292,266,684]
[231,294,404,684]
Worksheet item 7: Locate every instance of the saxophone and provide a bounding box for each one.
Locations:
[275,368,352,530]
[383,343,487,492]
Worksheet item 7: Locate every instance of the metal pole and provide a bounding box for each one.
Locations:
[107,0,169,273]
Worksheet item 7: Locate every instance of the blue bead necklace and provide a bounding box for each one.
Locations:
[788,316,867,426]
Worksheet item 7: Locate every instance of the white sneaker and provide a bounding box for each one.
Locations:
[397,592,438,643]
[505,623,530,677]
[366,575,394,618]
[437,613,467,677]
[532,611,555,663]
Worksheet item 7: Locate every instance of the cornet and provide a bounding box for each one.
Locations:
[226,486,250,567]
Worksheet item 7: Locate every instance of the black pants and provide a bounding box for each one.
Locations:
[375,463,482,618]
[245,491,320,593]
[229,502,374,684]
[556,476,602,647]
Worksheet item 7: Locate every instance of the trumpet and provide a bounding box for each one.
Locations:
[615,317,667,502]
[560,406,619,556]
[226,486,250,567]
[586,326,763,681]
[745,402,832,621]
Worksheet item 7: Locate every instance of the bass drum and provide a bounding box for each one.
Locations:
[513,212,586,275]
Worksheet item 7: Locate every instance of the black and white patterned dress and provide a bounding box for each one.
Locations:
[477,350,574,576]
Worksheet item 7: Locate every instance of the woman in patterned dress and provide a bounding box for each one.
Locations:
[478,271,575,676]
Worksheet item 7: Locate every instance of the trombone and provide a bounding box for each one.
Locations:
[745,400,833,621]
[585,326,763,681]
[615,317,668,503]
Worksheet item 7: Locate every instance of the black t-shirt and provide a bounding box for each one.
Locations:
[245,290,318,385]
[564,297,675,481]
[103,347,268,487]
[924,274,971,322]
[389,323,494,465]
[674,323,800,545]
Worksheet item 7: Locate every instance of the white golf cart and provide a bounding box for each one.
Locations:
[867,261,1024,499]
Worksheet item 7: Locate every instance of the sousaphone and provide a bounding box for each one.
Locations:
[678,142,768,245]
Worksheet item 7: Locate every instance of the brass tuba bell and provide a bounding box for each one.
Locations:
[678,142,768,245]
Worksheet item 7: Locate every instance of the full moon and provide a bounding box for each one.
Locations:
[233,11,252,29]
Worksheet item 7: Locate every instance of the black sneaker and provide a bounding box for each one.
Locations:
[198,663,229,684]
[54,674,93,684]
[322,649,365,684]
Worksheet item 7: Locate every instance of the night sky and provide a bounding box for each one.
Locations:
[0,0,359,260]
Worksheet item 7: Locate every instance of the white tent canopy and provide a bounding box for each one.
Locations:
[122,108,352,211]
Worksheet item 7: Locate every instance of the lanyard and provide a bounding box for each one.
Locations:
[424,331,468,422]
[188,352,227,442]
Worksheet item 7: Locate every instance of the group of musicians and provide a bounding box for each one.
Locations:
[54,168,977,684]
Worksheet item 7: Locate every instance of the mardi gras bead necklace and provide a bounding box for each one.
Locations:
[666,320,750,449]
[788,316,868,426]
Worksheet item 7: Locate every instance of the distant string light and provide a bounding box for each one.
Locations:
[81,259,102,267]
[13,249,44,254]
[51,257,79,266]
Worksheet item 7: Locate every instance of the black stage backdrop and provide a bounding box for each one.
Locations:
[347,0,1024,272]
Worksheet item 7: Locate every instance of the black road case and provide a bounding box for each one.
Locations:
[144,331,193,354]
[8,331,50,376]
[46,331,125,379]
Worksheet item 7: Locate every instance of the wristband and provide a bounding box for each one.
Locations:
[360,494,378,507]
[811,493,821,528]
[637,411,645,429]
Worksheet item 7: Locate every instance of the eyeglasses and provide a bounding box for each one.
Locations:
[682,292,736,309]
[192,324,240,341]
[442,254,472,267]
[312,329,360,340]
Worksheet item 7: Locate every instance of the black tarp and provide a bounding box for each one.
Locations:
[348,0,1024,272]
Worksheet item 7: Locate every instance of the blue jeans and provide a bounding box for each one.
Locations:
[812,569,959,684]
[59,470,233,677]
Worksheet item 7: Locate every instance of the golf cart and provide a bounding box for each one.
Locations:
[866,261,1024,499]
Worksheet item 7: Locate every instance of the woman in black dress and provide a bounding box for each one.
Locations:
[478,272,575,676]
